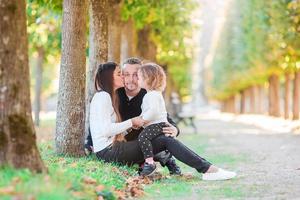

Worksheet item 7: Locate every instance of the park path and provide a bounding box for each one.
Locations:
[185,115,300,199]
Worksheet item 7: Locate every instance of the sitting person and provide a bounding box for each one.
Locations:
[90,61,237,180]
[86,57,181,175]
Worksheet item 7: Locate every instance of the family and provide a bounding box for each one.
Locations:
[85,57,236,180]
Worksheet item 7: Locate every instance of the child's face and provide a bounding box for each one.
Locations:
[137,70,146,89]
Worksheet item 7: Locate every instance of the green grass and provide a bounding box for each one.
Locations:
[141,133,247,200]
[0,143,137,200]
[0,122,248,200]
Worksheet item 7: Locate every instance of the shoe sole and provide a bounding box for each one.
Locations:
[140,167,157,177]
[202,174,237,181]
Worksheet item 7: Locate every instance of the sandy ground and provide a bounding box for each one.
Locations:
[190,115,300,199]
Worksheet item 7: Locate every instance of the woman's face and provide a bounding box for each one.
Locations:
[113,66,124,89]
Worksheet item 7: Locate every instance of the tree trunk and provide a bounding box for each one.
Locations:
[256,85,263,114]
[137,25,157,62]
[292,71,300,120]
[230,96,236,113]
[240,90,246,114]
[268,74,280,117]
[55,0,88,156]
[86,0,109,140]
[108,0,122,63]
[284,73,291,119]
[121,18,137,62]
[0,0,46,172]
[249,86,255,113]
[34,47,44,126]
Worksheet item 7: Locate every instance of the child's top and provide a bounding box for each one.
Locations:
[141,90,168,126]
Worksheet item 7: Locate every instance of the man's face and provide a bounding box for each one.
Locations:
[122,64,140,92]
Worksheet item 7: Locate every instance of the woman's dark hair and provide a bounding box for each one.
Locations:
[95,61,121,118]
[94,62,124,142]
[95,62,117,94]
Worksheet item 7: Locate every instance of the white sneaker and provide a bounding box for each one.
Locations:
[202,168,237,181]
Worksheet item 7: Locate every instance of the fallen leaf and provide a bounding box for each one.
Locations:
[130,186,144,197]
[11,177,21,185]
[95,185,105,193]
[82,176,97,185]
[113,189,126,200]
[0,186,16,195]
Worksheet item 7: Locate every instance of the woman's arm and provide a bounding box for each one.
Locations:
[90,93,132,137]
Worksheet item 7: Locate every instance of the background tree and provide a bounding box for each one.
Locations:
[0,0,46,172]
[27,0,62,126]
[55,0,88,156]
[85,0,109,138]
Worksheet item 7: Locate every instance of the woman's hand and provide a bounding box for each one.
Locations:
[131,117,144,128]
[163,122,178,137]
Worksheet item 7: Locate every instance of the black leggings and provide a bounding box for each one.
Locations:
[96,135,211,173]
[138,122,165,159]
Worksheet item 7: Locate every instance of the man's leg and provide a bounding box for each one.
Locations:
[151,135,212,173]
[84,127,93,155]
[154,150,181,175]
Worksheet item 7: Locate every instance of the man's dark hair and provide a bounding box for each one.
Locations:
[122,57,142,65]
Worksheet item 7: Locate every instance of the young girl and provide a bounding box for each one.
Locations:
[137,63,177,176]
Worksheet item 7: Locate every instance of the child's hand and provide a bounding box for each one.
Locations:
[131,116,144,128]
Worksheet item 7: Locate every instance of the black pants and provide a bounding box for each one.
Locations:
[96,135,211,173]
[138,122,165,159]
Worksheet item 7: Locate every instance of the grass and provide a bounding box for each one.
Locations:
[0,143,138,200]
[141,133,247,200]
[0,118,247,199]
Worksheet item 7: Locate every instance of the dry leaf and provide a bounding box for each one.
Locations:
[95,185,105,193]
[113,189,126,200]
[0,186,16,195]
[70,162,77,168]
[11,177,21,185]
[82,176,97,185]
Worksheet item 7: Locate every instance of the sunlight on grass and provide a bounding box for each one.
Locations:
[0,142,137,200]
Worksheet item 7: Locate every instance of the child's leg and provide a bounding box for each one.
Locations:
[138,123,165,163]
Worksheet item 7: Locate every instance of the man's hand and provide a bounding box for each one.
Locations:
[162,122,178,137]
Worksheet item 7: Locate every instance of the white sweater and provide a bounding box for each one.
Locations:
[141,90,168,126]
[89,91,132,152]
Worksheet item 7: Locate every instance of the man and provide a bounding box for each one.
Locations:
[85,57,181,175]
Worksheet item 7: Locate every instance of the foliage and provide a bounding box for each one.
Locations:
[27,0,62,97]
[122,0,198,97]
[210,0,300,100]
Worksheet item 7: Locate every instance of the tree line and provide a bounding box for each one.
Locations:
[210,0,300,120]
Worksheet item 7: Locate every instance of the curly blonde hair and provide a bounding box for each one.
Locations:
[139,63,166,91]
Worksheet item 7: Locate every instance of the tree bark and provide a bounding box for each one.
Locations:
[121,18,137,62]
[268,74,280,117]
[55,0,88,156]
[108,0,122,63]
[137,25,157,62]
[284,73,291,119]
[34,47,44,126]
[249,86,255,113]
[240,90,246,114]
[0,0,46,172]
[86,0,109,140]
[292,71,300,120]
[256,85,263,114]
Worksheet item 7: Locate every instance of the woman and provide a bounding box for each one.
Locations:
[90,62,236,181]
